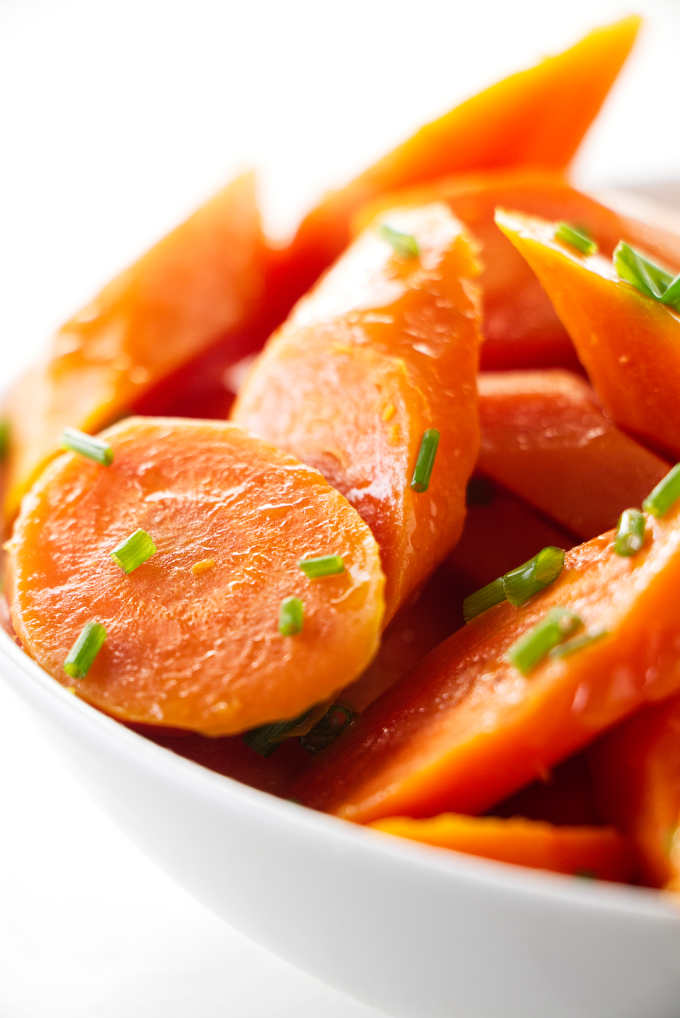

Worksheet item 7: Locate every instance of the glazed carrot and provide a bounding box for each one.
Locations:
[3,172,268,522]
[6,417,385,735]
[370,814,633,882]
[288,18,640,296]
[232,203,483,621]
[589,697,680,890]
[447,481,571,590]
[477,371,669,539]
[355,170,680,370]
[295,501,680,822]
[496,209,680,458]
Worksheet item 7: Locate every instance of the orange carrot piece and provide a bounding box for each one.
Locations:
[589,697,680,890]
[6,417,385,735]
[288,18,640,296]
[477,371,670,539]
[447,481,572,590]
[3,172,268,522]
[496,208,680,458]
[356,169,680,370]
[295,503,680,822]
[370,813,633,882]
[232,203,483,621]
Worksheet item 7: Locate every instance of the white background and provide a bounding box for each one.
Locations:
[0,0,678,1015]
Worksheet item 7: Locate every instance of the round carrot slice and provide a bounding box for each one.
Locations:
[7,417,385,735]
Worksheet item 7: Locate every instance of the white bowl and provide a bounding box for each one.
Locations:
[3,180,680,1018]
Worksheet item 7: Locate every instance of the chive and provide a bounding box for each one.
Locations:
[550,629,608,659]
[379,223,420,258]
[110,528,157,574]
[64,621,107,679]
[463,578,505,622]
[410,428,440,492]
[613,242,673,301]
[555,222,597,256]
[278,596,304,635]
[0,419,9,460]
[62,427,113,466]
[243,704,318,757]
[507,607,582,676]
[300,703,356,753]
[299,555,345,578]
[614,508,646,556]
[503,546,565,607]
[661,273,680,311]
[643,464,680,517]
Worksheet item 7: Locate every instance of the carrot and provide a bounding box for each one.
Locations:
[589,697,680,890]
[355,170,680,370]
[6,417,385,735]
[477,371,669,539]
[370,814,633,882]
[496,208,680,458]
[232,203,483,621]
[447,481,572,591]
[3,172,268,522]
[294,501,680,822]
[287,18,640,298]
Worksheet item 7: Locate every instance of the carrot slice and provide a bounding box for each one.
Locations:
[288,18,641,295]
[589,697,680,890]
[496,208,680,458]
[294,503,680,822]
[477,371,669,539]
[355,170,680,370]
[6,417,385,735]
[232,203,483,621]
[3,172,268,522]
[447,481,572,590]
[370,814,633,882]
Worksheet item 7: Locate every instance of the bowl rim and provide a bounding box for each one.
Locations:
[2,624,679,925]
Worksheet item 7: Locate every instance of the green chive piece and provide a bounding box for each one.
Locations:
[550,629,608,660]
[64,621,107,679]
[555,222,597,256]
[278,596,304,635]
[243,704,317,757]
[110,528,157,574]
[614,508,646,556]
[503,546,565,607]
[300,703,356,753]
[379,223,420,258]
[661,273,680,311]
[643,464,680,517]
[411,428,440,492]
[508,607,582,676]
[62,427,114,466]
[298,555,345,578]
[463,577,505,623]
[0,419,9,460]
[613,242,673,301]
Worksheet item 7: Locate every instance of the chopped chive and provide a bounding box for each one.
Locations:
[503,546,565,607]
[379,223,420,258]
[614,508,646,556]
[661,272,680,310]
[64,621,107,679]
[299,555,345,578]
[555,222,597,256]
[550,629,608,659]
[300,703,356,753]
[410,428,440,492]
[643,464,680,517]
[110,528,157,574]
[463,578,505,623]
[243,704,318,757]
[0,419,9,460]
[613,242,674,301]
[508,607,582,676]
[62,427,113,466]
[278,595,304,635]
